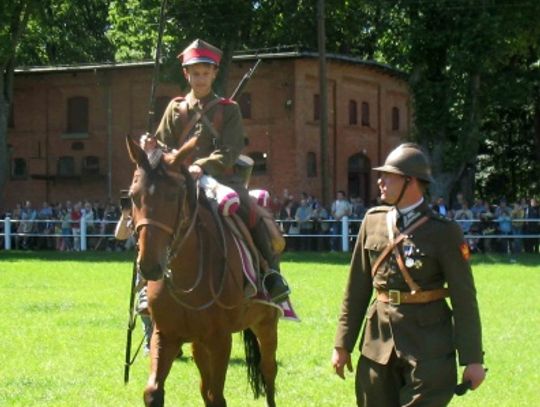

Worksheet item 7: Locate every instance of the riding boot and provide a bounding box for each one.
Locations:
[251,220,291,303]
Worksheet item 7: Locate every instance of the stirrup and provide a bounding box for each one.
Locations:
[262,270,291,304]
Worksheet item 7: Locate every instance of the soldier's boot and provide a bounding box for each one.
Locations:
[252,220,290,303]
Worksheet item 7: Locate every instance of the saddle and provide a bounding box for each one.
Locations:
[198,190,285,295]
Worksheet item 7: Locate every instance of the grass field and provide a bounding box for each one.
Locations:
[0,250,539,406]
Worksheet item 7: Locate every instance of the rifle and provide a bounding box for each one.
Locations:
[123,256,142,384]
[124,0,168,385]
[230,58,262,100]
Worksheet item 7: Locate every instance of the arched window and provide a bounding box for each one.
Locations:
[361,102,370,126]
[67,96,89,133]
[307,152,317,177]
[392,107,400,130]
[249,152,267,175]
[349,100,358,125]
[238,92,252,119]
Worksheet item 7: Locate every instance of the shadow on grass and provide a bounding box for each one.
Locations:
[471,253,539,266]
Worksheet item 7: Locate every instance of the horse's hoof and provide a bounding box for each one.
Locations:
[143,385,165,407]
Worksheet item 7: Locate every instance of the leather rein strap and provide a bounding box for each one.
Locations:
[371,215,430,293]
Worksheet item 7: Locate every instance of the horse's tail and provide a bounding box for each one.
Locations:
[242,328,266,399]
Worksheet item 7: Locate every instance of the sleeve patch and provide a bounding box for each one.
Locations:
[459,242,471,261]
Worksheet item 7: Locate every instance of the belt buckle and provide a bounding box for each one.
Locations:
[389,289,401,305]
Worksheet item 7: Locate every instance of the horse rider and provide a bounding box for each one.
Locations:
[331,143,486,406]
[147,39,289,304]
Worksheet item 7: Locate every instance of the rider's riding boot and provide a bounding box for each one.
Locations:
[252,220,290,303]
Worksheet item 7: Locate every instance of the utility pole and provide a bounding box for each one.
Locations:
[317,0,330,206]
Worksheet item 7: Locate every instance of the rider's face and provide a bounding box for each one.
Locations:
[183,63,217,98]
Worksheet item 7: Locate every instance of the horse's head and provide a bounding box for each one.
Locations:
[126,135,195,281]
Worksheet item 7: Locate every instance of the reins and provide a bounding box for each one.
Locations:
[134,160,239,310]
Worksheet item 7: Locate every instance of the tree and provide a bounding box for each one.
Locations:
[1,0,113,203]
[1,1,33,203]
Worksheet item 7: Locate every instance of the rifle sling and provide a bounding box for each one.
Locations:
[177,97,222,147]
[371,215,430,292]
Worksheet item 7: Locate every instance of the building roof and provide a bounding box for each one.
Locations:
[14,51,407,80]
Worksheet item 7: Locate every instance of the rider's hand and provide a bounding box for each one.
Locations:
[188,164,203,180]
[331,347,353,380]
[140,133,157,152]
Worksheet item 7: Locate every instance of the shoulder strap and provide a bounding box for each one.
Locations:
[371,215,429,279]
[178,97,222,147]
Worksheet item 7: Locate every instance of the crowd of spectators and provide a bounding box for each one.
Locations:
[1,191,539,255]
[0,199,132,252]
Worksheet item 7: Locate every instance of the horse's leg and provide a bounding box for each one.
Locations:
[194,334,232,407]
[192,340,212,406]
[251,312,279,407]
[143,330,180,407]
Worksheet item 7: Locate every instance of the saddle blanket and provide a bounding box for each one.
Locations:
[232,234,300,322]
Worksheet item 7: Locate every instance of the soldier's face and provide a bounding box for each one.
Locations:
[183,64,218,98]
[378,172,406,204]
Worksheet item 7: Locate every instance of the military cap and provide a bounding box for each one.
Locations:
[373,142,435,183]
[178,39,222,67]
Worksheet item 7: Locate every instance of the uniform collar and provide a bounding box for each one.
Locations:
[397,197,424,215]
[186,91,218,109]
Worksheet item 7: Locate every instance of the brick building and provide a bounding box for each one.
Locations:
[4,52,409,212]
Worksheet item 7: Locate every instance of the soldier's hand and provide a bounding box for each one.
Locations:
[331,347,352,380]
[140,133,157,152]
[462,363,486,390]
[188,164,203,180]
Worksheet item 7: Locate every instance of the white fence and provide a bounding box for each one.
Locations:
[1,216,540,252]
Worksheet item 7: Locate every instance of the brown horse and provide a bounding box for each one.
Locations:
[126,136,280,407]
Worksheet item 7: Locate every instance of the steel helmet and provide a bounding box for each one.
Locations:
[373,143,434,183]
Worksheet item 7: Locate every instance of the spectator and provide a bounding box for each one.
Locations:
[18,200,37,249]
[511,202,525,254]
[71,201,82,251]
[36,201,54,249]
[295,197,314,250]
[60,204,73,251]
[279,198,298,250]
[523,197,539,253]
[312,199,331,251]
[330,190,352,251]
[433,196,449,217]
[82,201,96,248]
[495,200,512,255]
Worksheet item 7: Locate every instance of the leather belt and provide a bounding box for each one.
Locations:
[377,288,449,305]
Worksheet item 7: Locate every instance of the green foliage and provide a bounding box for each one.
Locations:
[0,251,539,406]
[2,0,540,201]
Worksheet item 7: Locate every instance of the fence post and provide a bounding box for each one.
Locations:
[341,216,349,252]
[80,216,87,251]
[4,217,11,250]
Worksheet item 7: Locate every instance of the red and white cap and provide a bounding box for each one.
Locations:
[178,39,222,67]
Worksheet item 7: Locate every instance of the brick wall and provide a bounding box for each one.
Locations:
[4,56,409,212]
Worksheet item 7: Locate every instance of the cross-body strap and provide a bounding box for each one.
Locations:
[177,97,222,147]
[371,215,429,281]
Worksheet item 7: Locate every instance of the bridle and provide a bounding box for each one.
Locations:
[131,159,238,310]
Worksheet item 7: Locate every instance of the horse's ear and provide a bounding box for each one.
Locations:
[126,135,150,169]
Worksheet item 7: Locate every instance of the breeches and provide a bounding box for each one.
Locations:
[356,351,457,407]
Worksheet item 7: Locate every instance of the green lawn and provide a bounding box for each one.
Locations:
[0,251,538,406]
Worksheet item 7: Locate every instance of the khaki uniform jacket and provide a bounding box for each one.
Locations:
[334,201,483,366]
[155,92,246,187]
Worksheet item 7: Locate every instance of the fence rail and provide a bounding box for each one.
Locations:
[1,216,540,252]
